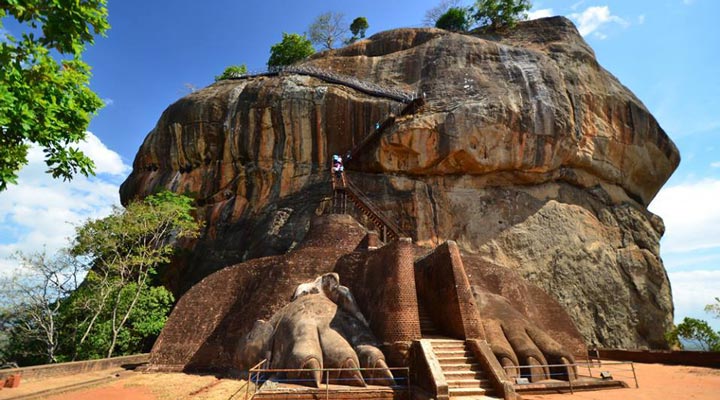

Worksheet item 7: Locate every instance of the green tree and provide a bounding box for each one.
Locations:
[424,0,463,27]
[267,33,315,68]
[70,191,201,358]
[0,0,109,191]
[666,317,720,351]
[705,297,720,319]
[214,64,248,81]
[0,250,84,364]
[435,7,471,31]
[0,192,198,366]
[65,283,173,359]
[472,0,532,30]
[349,17,369,42]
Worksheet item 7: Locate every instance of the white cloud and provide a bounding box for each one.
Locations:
[649,179,720,253]
[668,270,720,330]
[637,14,646,25]
[0,133,130,275]
[711,161,720,168]
[569,6,629,38]
[102,98,115,106]
[78,131,130,176]
[683,0,695,5]
[526,8,553,20]
[570,1,586,11]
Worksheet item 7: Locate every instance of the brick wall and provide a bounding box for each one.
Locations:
[414,241,485,340]
[335,238,422,345]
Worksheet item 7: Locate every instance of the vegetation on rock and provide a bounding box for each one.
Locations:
[215,64,248,81]
[267,33,315,67]
[424,0,464,27]
[308,11,347,50]
[472,0,532,30]
[0,0,109,191]
[348,17,369,43]
[436,7,472,31]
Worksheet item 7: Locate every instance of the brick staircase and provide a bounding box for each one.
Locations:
[418,303,439,337]
[430,339,497,398]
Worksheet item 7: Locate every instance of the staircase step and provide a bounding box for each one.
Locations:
[434,350,472,357]
[444,371,486,380]
[438,356,475,364]
[440,363,482,372]
[431,340,464,345]
[448,387,487,396]
[431,342,465,349]
[447,379,487,388]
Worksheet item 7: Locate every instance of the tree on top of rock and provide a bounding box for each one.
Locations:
[267,33,315,68]
[348,17,369,43]
[473,0,532,30]
[215,64,248,81]
[308,11,348,50]
[435,7,472,32]
[424,0,464,26]
[0,0,109,191]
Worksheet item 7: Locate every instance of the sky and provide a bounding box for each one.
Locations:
[1,0,719,331]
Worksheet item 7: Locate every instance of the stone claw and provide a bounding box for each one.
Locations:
[287,357,322,388]
[364,358,395,387]
[330,358,365,387]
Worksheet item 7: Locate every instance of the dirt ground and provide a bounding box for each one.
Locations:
[1,362,718,399]
[522,363,720,400]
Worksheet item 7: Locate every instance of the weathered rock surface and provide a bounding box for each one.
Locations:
[121,17,679,348]
[151,214,585,378]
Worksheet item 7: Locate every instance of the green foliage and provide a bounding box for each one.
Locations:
[267,33,315,68]
[214,64,248,81]
[65,283,174,359]
[349,17,369,41]
[435,7,471,31]
[472,0,532,30]
[0,0,109,191]
[424,0,463,27]
[0,192,198,365]
[666,317,720,352]
[0,250,82,364]
[705,297,720,319]
[308,11,347,50]
[70,191,200,358]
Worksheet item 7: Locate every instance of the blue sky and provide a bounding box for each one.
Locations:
[1,0,719,331]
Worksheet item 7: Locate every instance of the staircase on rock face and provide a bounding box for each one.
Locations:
[429,338,498,398]
[418,302,439,337]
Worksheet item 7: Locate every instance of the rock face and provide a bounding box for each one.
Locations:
[120,17,679,349]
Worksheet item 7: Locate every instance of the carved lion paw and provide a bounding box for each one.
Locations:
[472,288,577,382]
[237,293,393,387]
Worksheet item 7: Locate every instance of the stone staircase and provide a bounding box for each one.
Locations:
[430,339,497,398]
[418,303,439,336]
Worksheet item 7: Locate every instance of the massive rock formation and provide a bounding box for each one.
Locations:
[120,17,679,349]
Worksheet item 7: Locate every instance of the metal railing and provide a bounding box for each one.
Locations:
[223,65,417,103]
[503,360,638,394]
[245,359,410,399]
[344,176,406,241]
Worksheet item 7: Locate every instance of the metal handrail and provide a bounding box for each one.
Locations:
[344,177,406,240]
[246,364,410,400]
[223,65,416,103]
[503,360,639,394]
[245,359,268,399]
